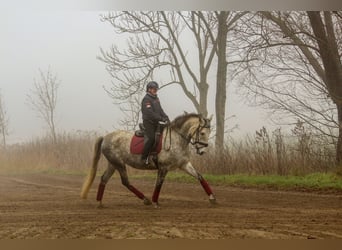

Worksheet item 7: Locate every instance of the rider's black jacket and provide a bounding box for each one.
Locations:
[141,92,169,125]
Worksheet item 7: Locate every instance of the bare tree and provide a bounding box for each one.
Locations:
[0,90,9,148]
[99,11,245,150]
[307,11,342,163]
[117,95,142,130]
[27,67,60,144]
[212,11,247,150]
[235,11,342,163]
[99,11,215,116]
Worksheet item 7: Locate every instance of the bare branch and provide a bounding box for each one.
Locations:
[235,11,341,146]
[0,90,9,148]
[26,66,60,143]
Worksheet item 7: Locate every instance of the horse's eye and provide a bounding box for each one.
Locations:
[200,132,205,136]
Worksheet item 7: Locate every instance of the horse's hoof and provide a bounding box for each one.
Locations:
[209,194,217,205]
[209,198,217,205]
[143,198,152,205]
[97,203,105,209]
[153,202,161,209]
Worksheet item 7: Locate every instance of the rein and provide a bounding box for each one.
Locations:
[163,125,172,151]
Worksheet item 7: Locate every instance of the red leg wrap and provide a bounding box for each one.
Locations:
[152,190,160,203]
[96,183,106,201]
[128,185,145,200]
[152,182,163,203]
[200,179,213,195]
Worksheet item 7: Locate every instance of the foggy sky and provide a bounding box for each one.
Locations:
[0,10,270,144]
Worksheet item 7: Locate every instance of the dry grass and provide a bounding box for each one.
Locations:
[0,125,338,176]
[192,126,337,175]
[0,131,106,174]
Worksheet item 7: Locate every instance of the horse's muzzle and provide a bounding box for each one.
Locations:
[195,142,208,155]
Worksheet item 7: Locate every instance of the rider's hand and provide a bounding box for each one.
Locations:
[163,118,170,125]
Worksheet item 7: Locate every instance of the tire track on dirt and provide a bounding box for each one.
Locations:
[6,177,80,191]
[1,174,342,239]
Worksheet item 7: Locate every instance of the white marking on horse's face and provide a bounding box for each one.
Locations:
[199,126,210,141]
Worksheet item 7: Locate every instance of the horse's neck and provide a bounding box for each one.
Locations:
[170,118,199,143]
[180,118,199,136]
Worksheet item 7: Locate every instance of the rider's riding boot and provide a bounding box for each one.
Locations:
[141,155,149,165]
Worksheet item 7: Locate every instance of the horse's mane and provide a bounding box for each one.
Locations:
[170,113,202,130]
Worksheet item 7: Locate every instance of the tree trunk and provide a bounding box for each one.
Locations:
[215,11,229,152]
[50,110,57,144]
[1,129,6,149]
[199,82,209,117]
[336,103,342,164]
[307,11,342,164]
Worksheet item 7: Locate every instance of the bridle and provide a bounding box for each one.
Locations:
[189,118,211,155]
[168,117,210,155]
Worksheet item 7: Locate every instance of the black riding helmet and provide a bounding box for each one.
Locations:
[146,81,159,91]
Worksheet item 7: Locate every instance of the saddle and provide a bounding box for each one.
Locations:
[130,123,163,155]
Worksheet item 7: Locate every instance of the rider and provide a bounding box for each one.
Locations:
[141,81,170,164]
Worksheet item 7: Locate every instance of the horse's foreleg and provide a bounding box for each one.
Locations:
[152,168,168,208]
[182,162,216,204]
[117,166,152,205]
[198,175,216,204]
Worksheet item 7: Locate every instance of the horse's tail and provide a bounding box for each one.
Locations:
[80,136,104,199]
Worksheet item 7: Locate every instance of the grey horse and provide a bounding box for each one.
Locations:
[80,113,216,207]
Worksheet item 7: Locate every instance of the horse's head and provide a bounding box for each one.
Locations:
[171,113,213,155]
[189,114,212,155]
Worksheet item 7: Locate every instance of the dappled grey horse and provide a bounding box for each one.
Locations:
[80,113,216,207]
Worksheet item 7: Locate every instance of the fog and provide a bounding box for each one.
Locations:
[0,10,270,144]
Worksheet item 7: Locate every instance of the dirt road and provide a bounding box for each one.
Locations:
[0,173,341,239]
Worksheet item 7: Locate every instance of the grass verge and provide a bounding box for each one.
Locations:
[1,167,341,193]
[131,172,342,193]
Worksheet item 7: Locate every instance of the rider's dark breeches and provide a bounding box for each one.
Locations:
[142,121,157,159]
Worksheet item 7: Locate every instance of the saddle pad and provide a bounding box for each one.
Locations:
[130,134,163,155]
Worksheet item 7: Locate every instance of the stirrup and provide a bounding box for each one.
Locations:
[144,158,149,165]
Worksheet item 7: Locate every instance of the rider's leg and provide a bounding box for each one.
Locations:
[141,122,156,163]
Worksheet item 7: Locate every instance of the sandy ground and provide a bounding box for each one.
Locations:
[0,173,342,239]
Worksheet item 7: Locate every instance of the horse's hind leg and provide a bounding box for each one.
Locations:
[117,165,152,205]
[96,163,116,208]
